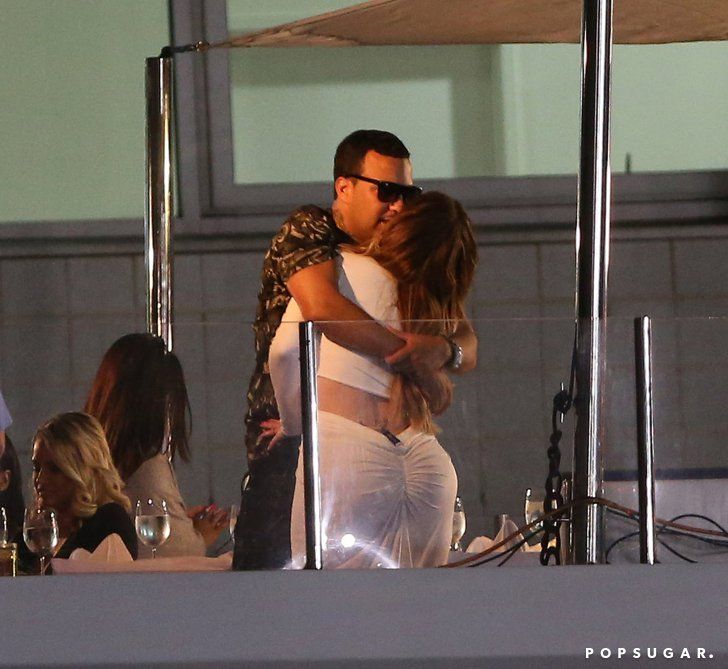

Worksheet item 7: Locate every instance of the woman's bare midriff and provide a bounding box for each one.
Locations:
[317,377,408,434]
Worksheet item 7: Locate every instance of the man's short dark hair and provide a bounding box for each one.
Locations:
[333,129,410,182]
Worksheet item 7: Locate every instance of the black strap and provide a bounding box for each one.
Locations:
[380,428,402,446]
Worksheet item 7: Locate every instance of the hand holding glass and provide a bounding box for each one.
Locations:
[135,498,171,558]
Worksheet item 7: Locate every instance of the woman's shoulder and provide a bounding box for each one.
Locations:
[89,502,132,526]
[340,251,394,281]
[78,503,138,559]
[124,455,185,510]
[77,502,134,543]
[339,252,397,320]
[127,453,169,477]
[125,454,175,489]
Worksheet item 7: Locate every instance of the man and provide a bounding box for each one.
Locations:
[233,129,476,570]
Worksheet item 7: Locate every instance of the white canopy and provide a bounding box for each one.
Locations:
[215,0,728,48]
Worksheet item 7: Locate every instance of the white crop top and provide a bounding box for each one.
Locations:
[269,252,400,435]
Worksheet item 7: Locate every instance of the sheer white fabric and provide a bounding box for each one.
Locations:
[290,411,457,569]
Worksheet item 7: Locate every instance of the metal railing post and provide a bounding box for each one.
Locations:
[300,321,323,570]
[572,0,614,564]
[634,316,657,565]
[145,56,174,351]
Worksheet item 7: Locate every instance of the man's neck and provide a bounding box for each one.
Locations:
[331,202,351,239]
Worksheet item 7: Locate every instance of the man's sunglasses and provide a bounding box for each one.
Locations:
[345,174,423,203]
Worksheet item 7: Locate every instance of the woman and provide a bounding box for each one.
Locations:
[31,412,137,561]
[270,191,477,568]
[84,333,226,558]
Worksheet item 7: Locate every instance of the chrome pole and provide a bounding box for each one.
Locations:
[634,316,657,565]
[300,321,323,570]
[145,56,174,351]
[572,0,613,564]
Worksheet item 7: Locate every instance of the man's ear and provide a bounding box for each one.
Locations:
[0,469,10,493]
[334,175,352,202]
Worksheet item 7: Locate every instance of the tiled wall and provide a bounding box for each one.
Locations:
[2,232,727,541]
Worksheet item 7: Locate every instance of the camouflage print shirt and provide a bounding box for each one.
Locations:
[244,205,352,454]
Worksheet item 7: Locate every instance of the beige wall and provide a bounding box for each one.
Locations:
[1,1,726,221]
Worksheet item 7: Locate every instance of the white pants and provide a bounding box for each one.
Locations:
[290,411,457,569]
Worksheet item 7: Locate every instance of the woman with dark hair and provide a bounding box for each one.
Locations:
[85,333,226,558]
[0,435,25,543]
[270,191,477,568]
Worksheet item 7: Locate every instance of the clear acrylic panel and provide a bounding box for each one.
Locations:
[280,316,578,569]
[603,316,728,564]
[3,314,728,571]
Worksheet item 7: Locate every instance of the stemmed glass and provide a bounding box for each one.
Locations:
[0,507,8,546]
[451,496,466,551]
[524,487,546,530]
[229,504,239,543]
[135,498,171,559]
[23,507,59,575]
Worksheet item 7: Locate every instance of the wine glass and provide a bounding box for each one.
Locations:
[451,496,466,551]
[229,504,239,541]
[23,507,59,575]
[0,507,8,546]
[1,507,16,577]
[524,487,545,530]
[135,498,171,559]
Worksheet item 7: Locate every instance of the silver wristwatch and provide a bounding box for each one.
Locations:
[443,335,464,372]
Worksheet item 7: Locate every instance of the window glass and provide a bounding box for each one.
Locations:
[227,1,728,183]
[0,0,169,223]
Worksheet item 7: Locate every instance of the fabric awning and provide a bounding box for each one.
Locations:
[214,0,728,49]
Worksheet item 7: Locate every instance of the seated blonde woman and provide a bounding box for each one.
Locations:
[31,412,137,560]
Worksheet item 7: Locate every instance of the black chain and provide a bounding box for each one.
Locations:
[540,333,577,565]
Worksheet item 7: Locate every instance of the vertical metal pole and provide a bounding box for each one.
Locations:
[300,321,323,570]
[572,0,613,564]
[145,56,174,351]
[634,316,657,565]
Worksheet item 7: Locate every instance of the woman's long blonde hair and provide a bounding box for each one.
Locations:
[364,191,477,433]
[33,412,131,518]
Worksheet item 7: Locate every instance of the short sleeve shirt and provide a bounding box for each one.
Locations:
[245,205,351,453]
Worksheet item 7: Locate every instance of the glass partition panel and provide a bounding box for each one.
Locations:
[4,314,728,572]
[603,316,728,564]
[286,316,578,569]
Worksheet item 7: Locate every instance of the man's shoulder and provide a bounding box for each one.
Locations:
[282,204,334,233]
[292,204,331,219]
[269,205,338,253]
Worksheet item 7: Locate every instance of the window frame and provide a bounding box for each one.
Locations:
[170,0,728,230]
